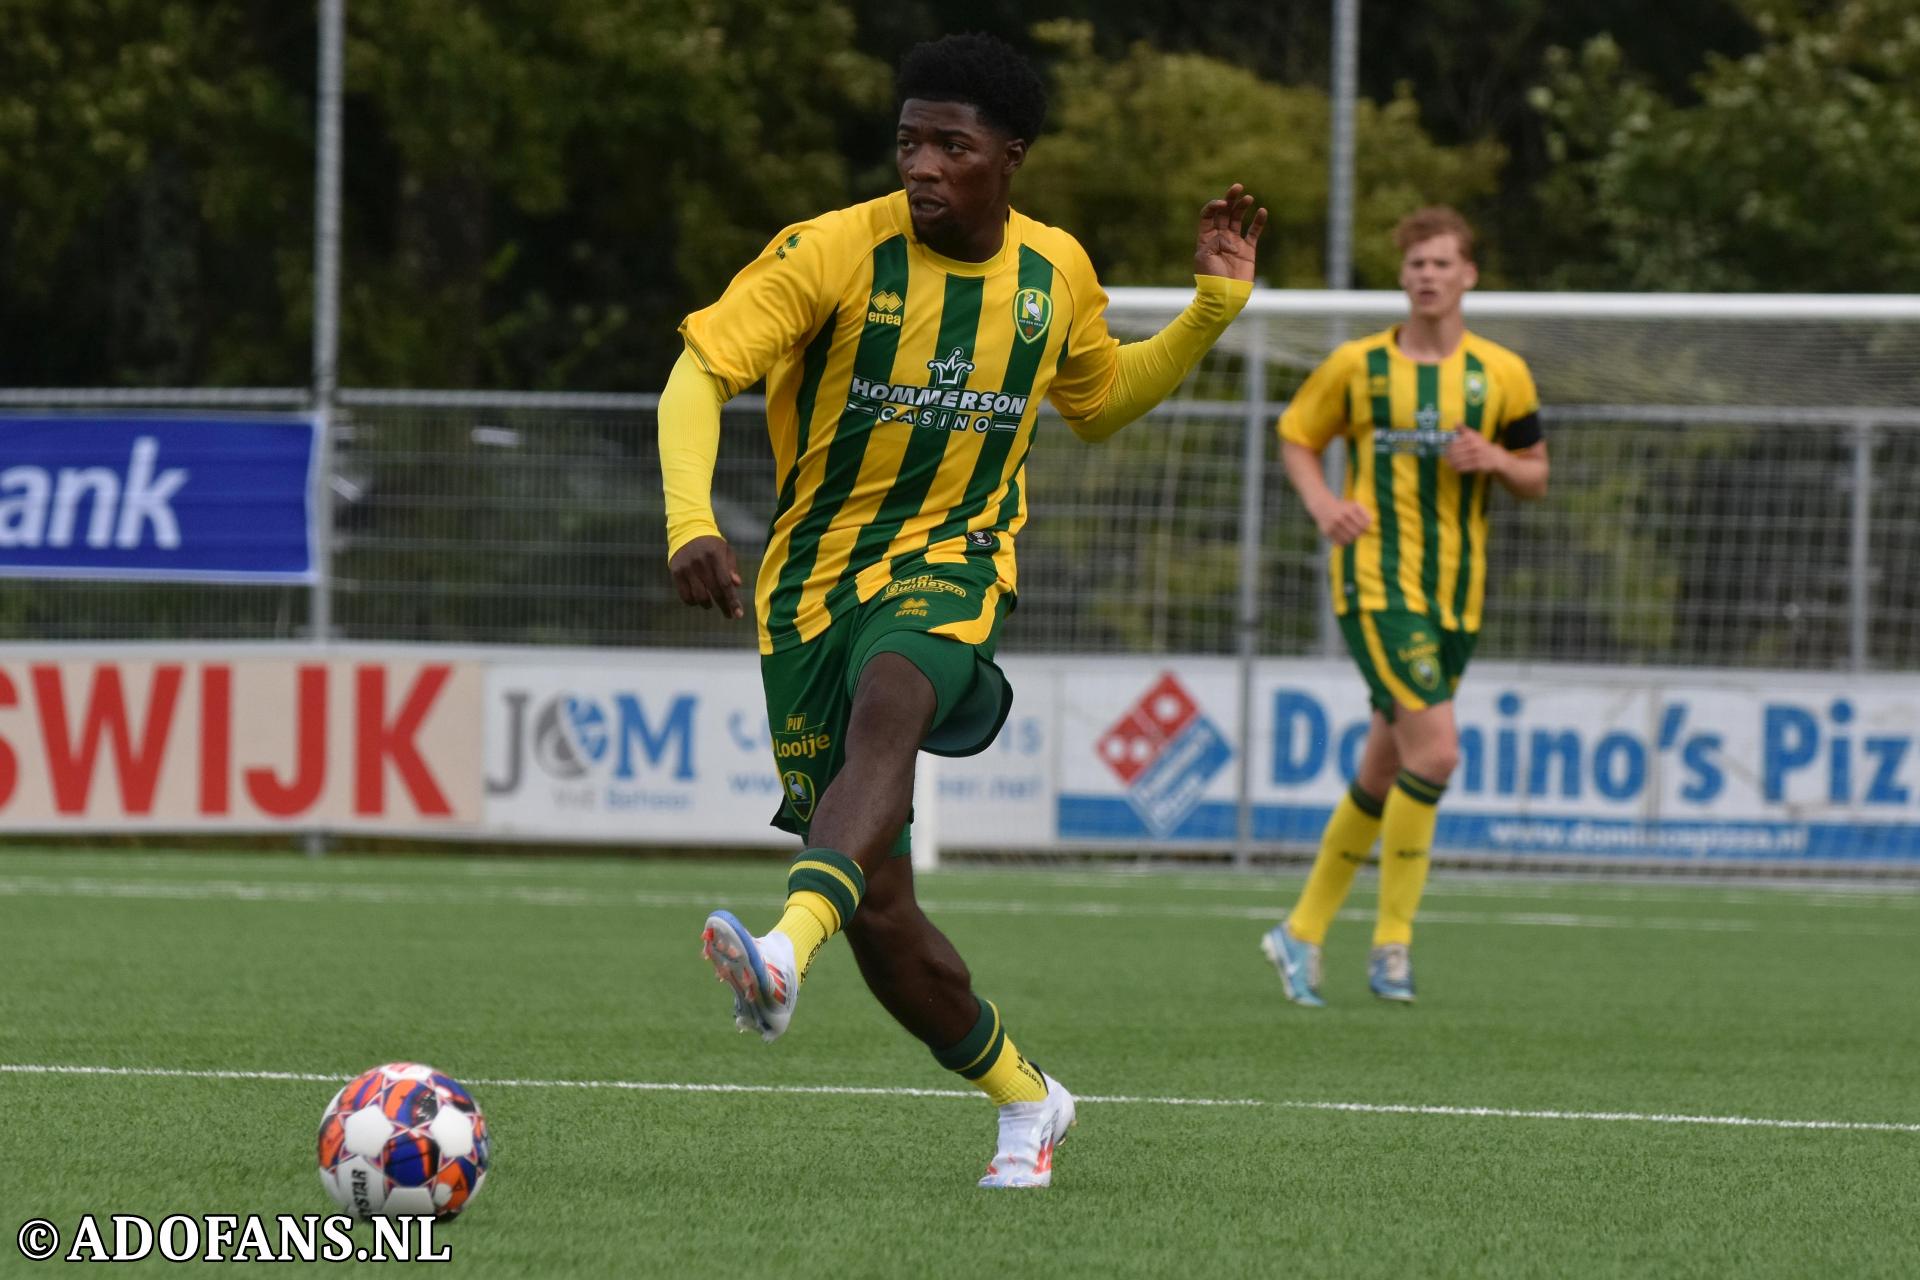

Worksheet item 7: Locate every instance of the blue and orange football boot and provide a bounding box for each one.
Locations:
[701,910,798,1042]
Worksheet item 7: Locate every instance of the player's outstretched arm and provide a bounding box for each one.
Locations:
[1064,185,1266,442]
[660,348,744,620]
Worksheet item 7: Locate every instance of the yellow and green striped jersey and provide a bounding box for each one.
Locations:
[680,191,1119,654]
[1278,327,1542,631]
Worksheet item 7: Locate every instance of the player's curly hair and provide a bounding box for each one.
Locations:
[895,33,1047,144]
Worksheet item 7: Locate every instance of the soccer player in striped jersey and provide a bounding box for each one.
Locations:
[659,33,1265,1186]
[1261,206,1548,1006]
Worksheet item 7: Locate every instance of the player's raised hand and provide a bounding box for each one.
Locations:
[1445,426,1506,476]
[1192,184,1267,282]
[669,534,744,620]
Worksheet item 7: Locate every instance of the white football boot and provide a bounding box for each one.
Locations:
[978,1071,1076,1188]
[700,910,798,1043]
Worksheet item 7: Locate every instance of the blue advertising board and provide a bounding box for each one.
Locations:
[0,415,318,582]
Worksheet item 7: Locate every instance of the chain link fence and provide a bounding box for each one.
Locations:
[3,294,1917,674]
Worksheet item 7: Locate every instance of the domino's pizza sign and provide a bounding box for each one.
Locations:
[1092,673,1233,836]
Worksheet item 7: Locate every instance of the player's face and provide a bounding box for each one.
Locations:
[896,99,1025,256]
[1399,234,1478,321]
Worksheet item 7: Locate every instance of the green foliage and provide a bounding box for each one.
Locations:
[1016,23,1503,288]
[1532,0,1920,290]
[0,0,888,389]
[337,0,888,388]
[0,1,308,383]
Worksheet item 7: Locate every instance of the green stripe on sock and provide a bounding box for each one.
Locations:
[787,869,856,924]
[932,998,999,1072]
[957,1025,1008,1081]
[1395,769,1447,806]
[1349,782,1385,819]
[787,848,865,923]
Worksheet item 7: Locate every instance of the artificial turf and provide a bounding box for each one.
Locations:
[1,848,1916,1277]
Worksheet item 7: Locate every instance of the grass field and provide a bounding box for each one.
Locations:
[1,847,1917,1278]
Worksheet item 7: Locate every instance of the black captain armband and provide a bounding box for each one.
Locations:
[1503,411,1543,450]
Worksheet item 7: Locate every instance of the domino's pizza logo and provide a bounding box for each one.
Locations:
[1096,673,1232,836]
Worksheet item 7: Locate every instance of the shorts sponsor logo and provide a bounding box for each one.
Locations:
[772,729,832,759]
[882,575,967,600]
[894,597,929,618]
[772,711,832,762]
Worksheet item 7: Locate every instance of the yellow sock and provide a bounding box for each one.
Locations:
[1287,784,1384,945]
[934,999,1047,1105]
[1375,770,1445,946]
[773,896,835,982]
[775,848,865,983]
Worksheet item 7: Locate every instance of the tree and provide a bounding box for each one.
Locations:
[1531,0,1920,291]
[1014,23,1503,290]
[338,0,889,389]
[0,1,310,385]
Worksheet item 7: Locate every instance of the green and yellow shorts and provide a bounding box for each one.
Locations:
[1336,608,1478,719]
[760,555,1014,854]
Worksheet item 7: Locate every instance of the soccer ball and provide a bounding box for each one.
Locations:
[316,1062,490,1219]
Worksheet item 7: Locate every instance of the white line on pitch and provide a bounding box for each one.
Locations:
[5,1064,1915,1133]
[0,1064,1252,1108]
[5,851,1918,910]
[0,874,1911,937]
[1273,1100,1920,1134]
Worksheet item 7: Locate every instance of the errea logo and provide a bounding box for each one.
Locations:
[867,290,904,327]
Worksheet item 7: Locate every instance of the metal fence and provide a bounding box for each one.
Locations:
[1,398,1914,671]
[3,292,1917,675]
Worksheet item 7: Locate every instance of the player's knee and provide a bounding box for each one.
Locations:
[1407,740,1460,783]
[1356,757,1399,798]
